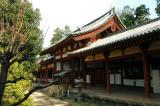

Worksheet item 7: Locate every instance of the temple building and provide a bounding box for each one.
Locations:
[38,8,160,101]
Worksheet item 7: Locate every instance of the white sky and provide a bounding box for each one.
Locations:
[28,0,113,48]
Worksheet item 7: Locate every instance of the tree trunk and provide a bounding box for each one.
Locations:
[0,61,9,106]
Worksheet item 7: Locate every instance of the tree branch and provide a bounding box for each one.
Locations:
[12,78,60,106]
[9,56,25,66]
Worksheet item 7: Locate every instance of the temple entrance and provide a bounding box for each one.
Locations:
[85,62,106,87]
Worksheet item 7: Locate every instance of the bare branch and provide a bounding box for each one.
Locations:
[9,6,27,54]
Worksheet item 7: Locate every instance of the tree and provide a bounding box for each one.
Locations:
[0,0,43,105]
[0,1,67,105]
[120,5,135,27]
[50,25,71,45]
[135,4,150,24]
[119,4,150,27]
[155,0,160,16]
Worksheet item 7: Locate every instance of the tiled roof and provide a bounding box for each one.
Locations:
[41,8,123,55]
[71,8,122,35]
[40,35,69,55]
[67,18,160,55]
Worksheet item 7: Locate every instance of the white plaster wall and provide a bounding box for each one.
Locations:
[85,55,94,61]
[95,53,105,60]
[148,41,160,51]
[110,75,147,87]
[56,62,61,71]
[124,46,141,55]
[152,69,160,93]
[74,61,78,71]
[124,79,134,86]
[109,50,122,58]
[55,55,61,59]
[63,62,70,71]
[115,74,121,84]
[110,74,114,84]
[135,80,144,87]
[86,75,91,84]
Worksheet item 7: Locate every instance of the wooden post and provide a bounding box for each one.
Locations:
[69,60,72,85]
[61,49,63,72]
[143,51,150,97]
[140,43,150,97]
[81,57,86,88]
[121,67,124,86]
[52,62,56,79]
[40,70,42,82]
[45,67,48,84]
[72,59,75,87]
[78,58,80,76]
[51,63,54,79]
[104,51,111,93]
[121,48,125,86]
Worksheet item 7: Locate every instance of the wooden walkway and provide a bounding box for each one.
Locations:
[70,86,160,106]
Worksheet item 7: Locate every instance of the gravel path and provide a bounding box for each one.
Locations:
[31,91,70,106]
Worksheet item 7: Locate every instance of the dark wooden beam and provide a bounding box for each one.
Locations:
[60,49,63,71]
[103,51,111,93]
[140,43,150,97]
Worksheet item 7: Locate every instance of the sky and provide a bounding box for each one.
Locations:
[28,0,157,48]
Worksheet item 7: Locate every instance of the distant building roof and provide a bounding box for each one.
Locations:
[67,18,160,55]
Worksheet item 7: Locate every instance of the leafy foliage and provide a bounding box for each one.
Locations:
[50,25,71,45]
[120,6,135,27]
[155,0,160,16]
[119,4,150,27]
[135,4,150,24]
[3,63,33,106]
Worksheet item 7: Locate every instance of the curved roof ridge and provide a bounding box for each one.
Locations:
[82,7,115,28]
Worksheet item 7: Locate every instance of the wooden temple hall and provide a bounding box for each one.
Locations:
[38,8,160,98]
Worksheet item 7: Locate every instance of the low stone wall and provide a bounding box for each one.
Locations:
[47,84,68,97]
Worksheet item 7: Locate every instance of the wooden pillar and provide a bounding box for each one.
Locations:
[72,59,76,87]
[121,48,125,86]
[104,51,111,93]
[69,59,74,87]
[143,51,150,97]
[81,57,86,88]
[51,63,54,79]
[140,44,150,97]
[78,58,80,76]
[55,61,57,72]
[52,62,56,79]
[45,67,48,84]
[42,69,45,82]
[40,70,42,82]
[121,67,124,86]
[61,49,63,71]
[61,61,63,71]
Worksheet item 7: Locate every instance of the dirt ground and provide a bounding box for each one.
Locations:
[31,91,91,106]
